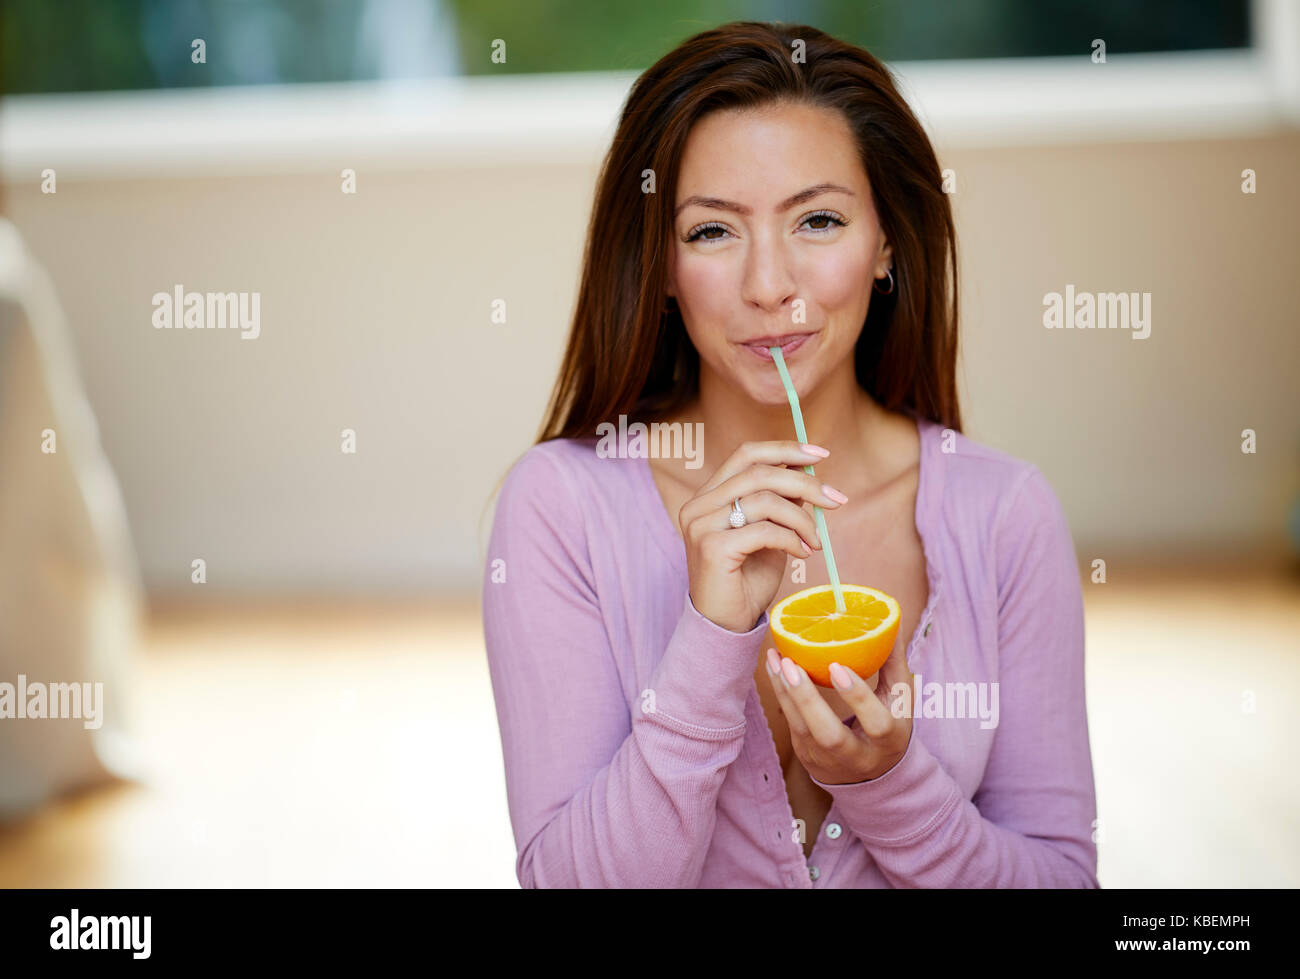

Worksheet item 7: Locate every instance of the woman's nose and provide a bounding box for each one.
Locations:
[741,234,797,312]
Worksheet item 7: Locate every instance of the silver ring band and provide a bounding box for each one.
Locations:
[729,497,747,528]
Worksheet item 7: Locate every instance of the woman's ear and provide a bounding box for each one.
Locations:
[876,240,893,279]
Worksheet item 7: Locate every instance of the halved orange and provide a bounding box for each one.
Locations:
[768,584,901,688]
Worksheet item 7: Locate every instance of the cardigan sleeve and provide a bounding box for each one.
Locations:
[482,444,771,887]
[808,465,1100,887]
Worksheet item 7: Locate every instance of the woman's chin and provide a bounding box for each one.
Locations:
[737,373,815,408]
[714,348,826,406]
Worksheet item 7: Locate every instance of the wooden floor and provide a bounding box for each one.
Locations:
[0,597,515,888]
[1,561,1297,888]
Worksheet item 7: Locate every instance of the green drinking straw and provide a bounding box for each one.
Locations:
[769,345,847,614]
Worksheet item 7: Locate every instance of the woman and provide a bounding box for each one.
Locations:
[482,21,1098,888]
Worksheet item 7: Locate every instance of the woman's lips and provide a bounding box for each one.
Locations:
[741,332,815,360]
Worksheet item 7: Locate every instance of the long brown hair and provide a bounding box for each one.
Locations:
[479,20,962,552]
[538,19,962,443]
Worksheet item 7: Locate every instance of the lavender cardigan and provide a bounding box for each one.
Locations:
[482,415,1099,887]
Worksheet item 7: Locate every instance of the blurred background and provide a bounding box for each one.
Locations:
[0,0,1296,888]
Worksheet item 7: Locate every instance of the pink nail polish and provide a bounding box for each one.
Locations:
[801,443,830,458]
[766,647,781,674]
[829,662,853,691]
[822,484,849,505]
[781,657,801,687]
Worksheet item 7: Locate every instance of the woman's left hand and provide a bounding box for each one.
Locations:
[765,640,915,785]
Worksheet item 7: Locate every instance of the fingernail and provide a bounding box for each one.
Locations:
[801,443,830,458]
[829,662,853,691]
[800,539,811,555]
[781,657,801,687]
[822,484,849,504]
[766,647,781,675]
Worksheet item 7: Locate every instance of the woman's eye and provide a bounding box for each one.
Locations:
[685,223,729,243]
[801,211,847,233]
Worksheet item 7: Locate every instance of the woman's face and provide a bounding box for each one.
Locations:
[668,100,892,405]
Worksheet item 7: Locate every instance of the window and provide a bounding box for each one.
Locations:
[3,0,1251,95]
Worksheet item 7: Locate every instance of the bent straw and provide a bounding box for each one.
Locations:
[769,346,847,614]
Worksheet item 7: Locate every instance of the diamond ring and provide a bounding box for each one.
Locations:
[729,497,747,528]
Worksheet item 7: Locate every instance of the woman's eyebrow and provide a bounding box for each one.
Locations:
[674,182,854,218]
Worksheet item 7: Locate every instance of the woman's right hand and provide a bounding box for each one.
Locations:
[679,441,847,634]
